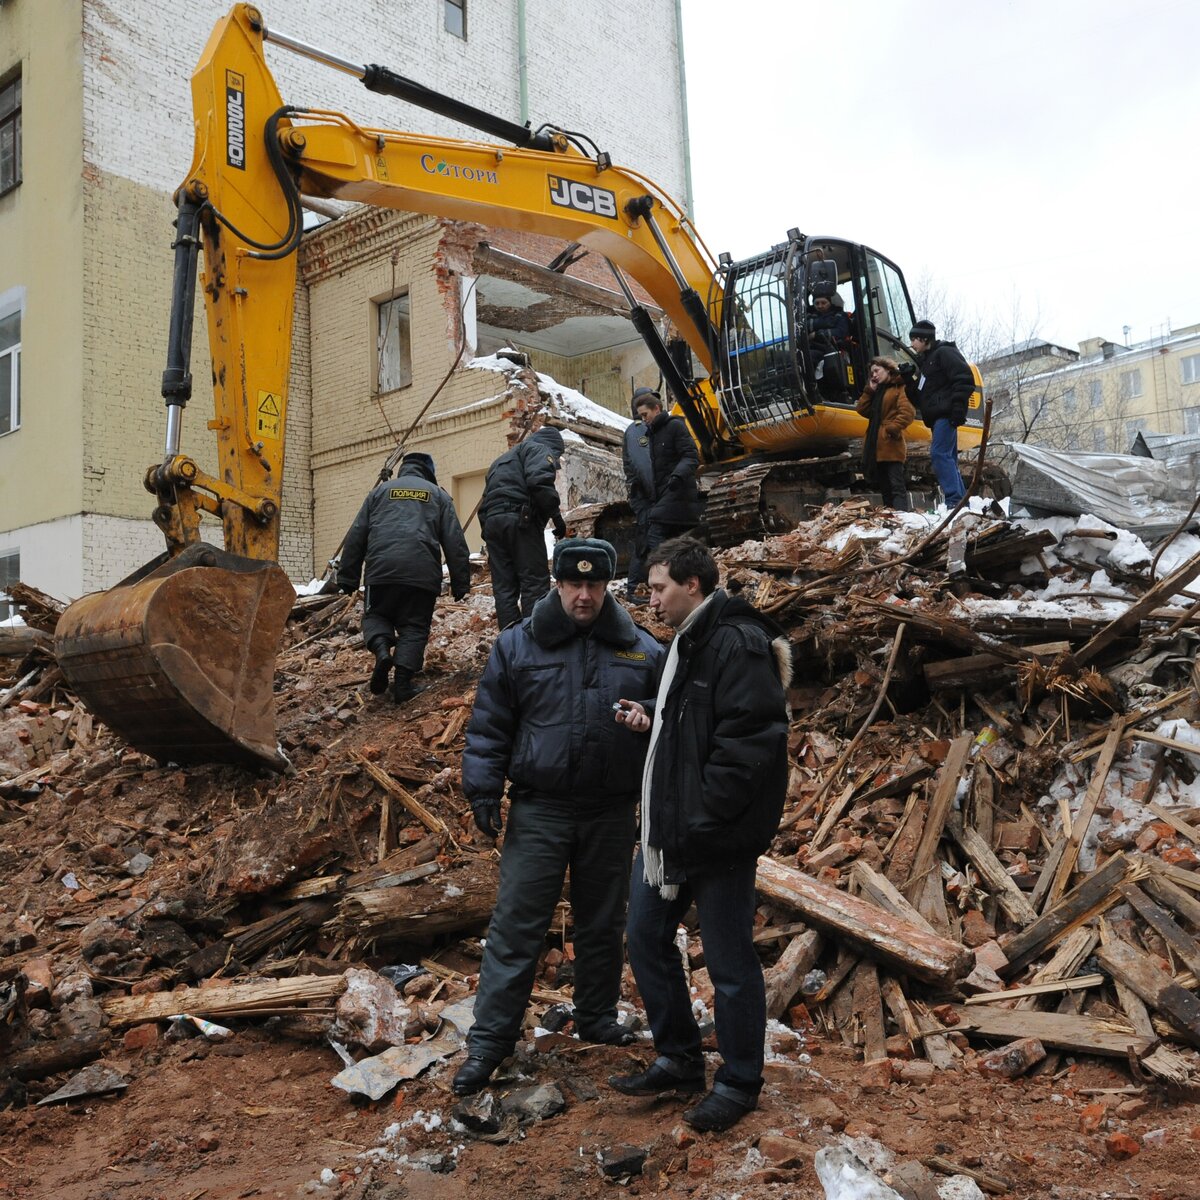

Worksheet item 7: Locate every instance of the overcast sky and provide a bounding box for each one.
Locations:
[680,0,1198,352]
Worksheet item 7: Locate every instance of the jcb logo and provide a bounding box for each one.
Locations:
[225,70,246,170]
[548,176,617,220]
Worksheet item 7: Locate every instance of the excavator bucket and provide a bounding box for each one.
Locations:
[54,544,294,771]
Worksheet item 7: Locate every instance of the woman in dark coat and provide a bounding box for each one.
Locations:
[855,356,916,511]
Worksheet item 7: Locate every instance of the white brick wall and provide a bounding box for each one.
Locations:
[82,1,688,203]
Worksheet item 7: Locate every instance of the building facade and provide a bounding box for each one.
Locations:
[983,325,1200,456]
[0,0,690,599]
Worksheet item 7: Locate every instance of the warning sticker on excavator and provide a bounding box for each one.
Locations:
[256,392,282,441]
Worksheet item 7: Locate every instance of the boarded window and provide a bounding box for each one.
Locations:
[0,308,19,435]
[1119,369,1143,401]
[0,549,18,621]
[0,75,20,196]
[1182,354,1200,386]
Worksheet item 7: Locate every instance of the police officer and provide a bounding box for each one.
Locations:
[453,538,665,1095]
[337,452,471,703]
[478,426,567,629]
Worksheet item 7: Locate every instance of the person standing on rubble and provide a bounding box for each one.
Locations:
[478,425,568,629]
[633,388,704,557]
[856,356,916,511]
[453,537,665,1095]
[622,390,656,604]
[337,452,471,704]
[907,319,972,509]
[608,535,791,1132]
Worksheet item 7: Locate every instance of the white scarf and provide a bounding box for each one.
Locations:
[640,592,714,899]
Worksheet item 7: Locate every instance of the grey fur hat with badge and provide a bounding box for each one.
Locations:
[553,537,616,581]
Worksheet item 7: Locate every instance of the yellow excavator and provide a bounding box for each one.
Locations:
[54,4,984,771]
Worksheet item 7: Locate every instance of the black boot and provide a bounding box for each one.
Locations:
[452,1055,501,1095]
[368,640,393,695]
[392,666,426,705]
[609,1055,705,1096]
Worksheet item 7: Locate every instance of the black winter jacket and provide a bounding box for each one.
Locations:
[622,407,654,519]
[462,590,665,808]
[478,427,565,527]
[645,411,703,526]
[909,340,974,427]
[337,462,471,595]
[645,590,790,875]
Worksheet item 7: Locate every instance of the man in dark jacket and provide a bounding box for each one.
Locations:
[478,425,567,629]
[609,536,791,1132]
[337,452,471,703]
[453,538,665,1095]
[633,389,704,552]
[907,319,973,508]
[621,391,655,603]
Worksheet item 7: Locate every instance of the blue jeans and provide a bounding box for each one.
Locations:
[626,851,765,1098]
[930,418,965,507]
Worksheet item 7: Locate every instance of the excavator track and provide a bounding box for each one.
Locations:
[54,544,294,771]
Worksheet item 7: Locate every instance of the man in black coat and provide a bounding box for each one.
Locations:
[478,426,567,629]
[621,391,655,603]
[608,536,791,1132]
[907,319,973,508]
[337,452,471,703]
[452,538,666,1095]
[632,389,704,552]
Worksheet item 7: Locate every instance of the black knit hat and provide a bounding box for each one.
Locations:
[553,537,616,582]
[909,320,936,341]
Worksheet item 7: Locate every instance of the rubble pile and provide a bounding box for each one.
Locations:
[5,501,1200,1196]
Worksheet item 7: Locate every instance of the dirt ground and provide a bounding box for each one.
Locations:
[6,569,1200,1199]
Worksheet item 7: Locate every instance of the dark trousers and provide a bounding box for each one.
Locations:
[647,520,693,556]
[877,462,911,512]
[362,584,437,673]
[626,851,765,1098]
[467,800,637,1062]
[626,512,650,594]
[483,511,550,630]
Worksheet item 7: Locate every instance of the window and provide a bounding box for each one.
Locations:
[1092,426,1107,452]
[0,74,19,197]
[376,292,412,393]
[1185,409,1200,436]
[0,299,19,435]
[1089,378,1103,409]
[1119,369,1143,401]
[1062,386,1076,413]
[0,550,17,622]
[1182,354,1200,386]
[444,0,466,38]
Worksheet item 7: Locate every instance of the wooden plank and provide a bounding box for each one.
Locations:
[945,813,1039,928]
[1141,867,1200,931]
[971,766,995,849]
[352,752,450,840]
[1047,718,1124,907]
[1097,930,1200,1047]
[904,734,973,903]
[1068,687,1192,762]
[884,797,927,887]
[104,975,347,1027]
[1029,835,1067,913]
[964,974,1104,1005]
[1099,918,1156,1039]
[879,975,921,1049]
[948,1005,1154,1057]
[1144,800,1200,847]
[1075,550,1200,665]
[1119,882,1200,978]
[923,641,1069,692]
[810,781,858,852]
[1001,853,1130,977]
[755,856,974,986]
[849,861,937,935]
[1015,926,1097,1012]
[851,962,887,1063]
[763,930,823,1020]
[910,1000,961,1069]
